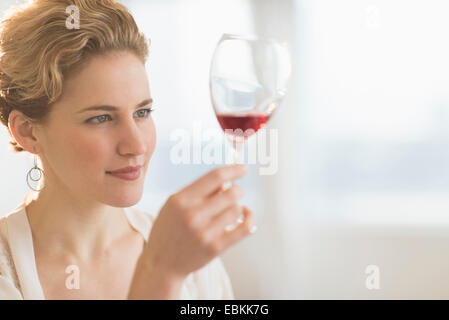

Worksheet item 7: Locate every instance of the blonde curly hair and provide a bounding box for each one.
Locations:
[0,0,149,152]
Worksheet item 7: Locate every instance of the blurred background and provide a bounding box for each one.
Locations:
[1,0,449,299]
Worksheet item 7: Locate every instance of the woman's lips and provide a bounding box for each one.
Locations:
[106,167,141,181]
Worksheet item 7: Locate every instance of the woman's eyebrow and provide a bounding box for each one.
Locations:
[77,98,153,113]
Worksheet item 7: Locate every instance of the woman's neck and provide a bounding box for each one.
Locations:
[25,185,133,262]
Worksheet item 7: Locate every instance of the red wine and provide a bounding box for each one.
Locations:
[216,113,270,138]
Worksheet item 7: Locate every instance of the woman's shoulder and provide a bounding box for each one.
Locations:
[0,216,11,264]
[0,216,23,299]
[0,213,16,273]
[0,201,28,258]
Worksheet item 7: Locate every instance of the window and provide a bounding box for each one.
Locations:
[294,0,449,225]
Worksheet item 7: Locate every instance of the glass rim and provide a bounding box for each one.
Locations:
[219,33,289,47]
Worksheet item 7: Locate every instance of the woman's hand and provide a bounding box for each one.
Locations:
[142,164,254,281]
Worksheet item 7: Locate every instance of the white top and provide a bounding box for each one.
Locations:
[0,193,235,300]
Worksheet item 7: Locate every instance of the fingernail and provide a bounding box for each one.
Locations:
[250,225,258,234]
[221,181,232,191]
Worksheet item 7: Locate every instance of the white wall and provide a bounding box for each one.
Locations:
[249,0,449,299]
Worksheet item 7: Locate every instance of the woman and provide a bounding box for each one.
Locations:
[0,0,255,299]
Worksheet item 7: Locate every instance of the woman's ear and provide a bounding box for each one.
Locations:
[8,109,42,154]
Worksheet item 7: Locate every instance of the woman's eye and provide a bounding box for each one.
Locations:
[86,114,111,124]
[86,108,154,124]
[135,108,154,118]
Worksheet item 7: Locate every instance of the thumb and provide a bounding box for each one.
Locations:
[241,205,257,234]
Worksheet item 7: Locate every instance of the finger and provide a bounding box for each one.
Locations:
[208,179,236,201]
[217,206,256,251]
[206,203,243,236]
[180,164,248,199]
[231,205,255,232]
[244,206,257,234]
[195,184,244,221]
[207,181,232,200]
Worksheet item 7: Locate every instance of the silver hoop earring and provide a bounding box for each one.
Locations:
[26,155,45,192]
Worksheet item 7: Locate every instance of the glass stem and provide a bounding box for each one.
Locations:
[233,137,245,225]
[220,136,246,227]
[233,137,244,164]
[222,137,245,191]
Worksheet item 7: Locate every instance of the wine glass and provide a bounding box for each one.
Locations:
[209,33,291,175]
[209,33,291,228]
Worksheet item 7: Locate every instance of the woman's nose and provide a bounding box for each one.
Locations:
[117,118,147,156]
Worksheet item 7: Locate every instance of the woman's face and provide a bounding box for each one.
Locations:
[36,51,156,207]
